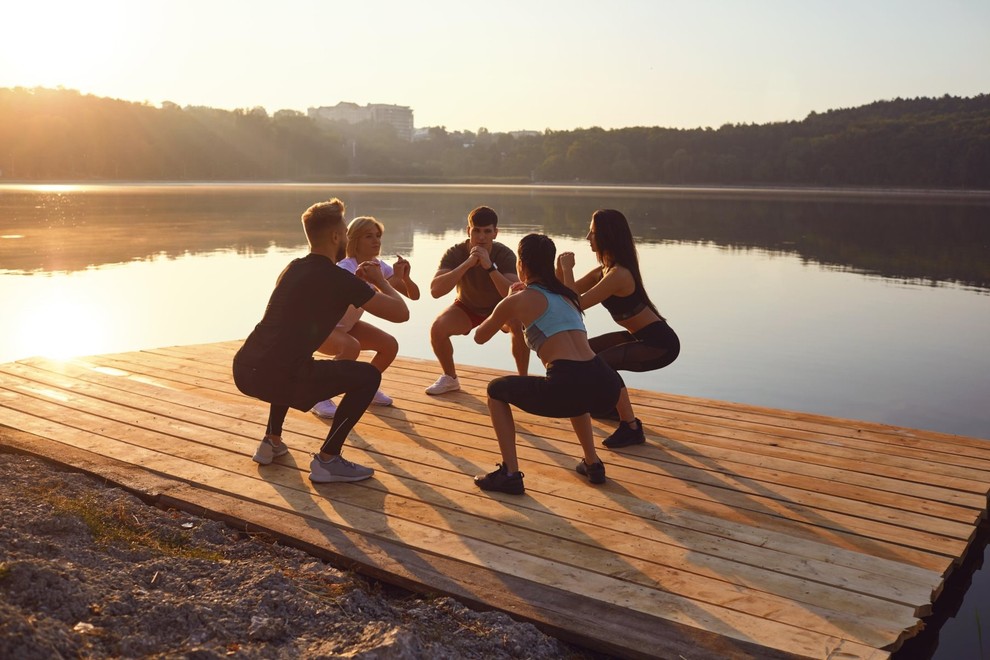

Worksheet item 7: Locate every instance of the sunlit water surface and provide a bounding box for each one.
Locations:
[4,236,988,439]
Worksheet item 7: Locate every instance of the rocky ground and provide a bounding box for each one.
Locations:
[0,449,607,659]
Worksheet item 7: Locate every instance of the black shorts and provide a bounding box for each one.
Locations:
[589,320,680,373]
[233,357,380,412]
[487,355,623,418]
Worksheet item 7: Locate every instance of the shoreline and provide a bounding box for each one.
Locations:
[2,179,989,201]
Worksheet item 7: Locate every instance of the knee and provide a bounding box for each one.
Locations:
[431,317,465,344]
[429,318,447,343]
[338,333,361,359]
[487,377,511,402]
[383,333,399,356]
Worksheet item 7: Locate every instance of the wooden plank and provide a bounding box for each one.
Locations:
[644,393,990,454]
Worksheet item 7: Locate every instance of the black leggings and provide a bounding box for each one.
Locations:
[589,320,680,373]
[487,356,622,418]
[234,358,380,455]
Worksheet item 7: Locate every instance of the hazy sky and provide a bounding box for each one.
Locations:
[3,0,988,132]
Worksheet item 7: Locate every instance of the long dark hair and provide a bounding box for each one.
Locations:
[518,234,583,315]
[591,209,661,317]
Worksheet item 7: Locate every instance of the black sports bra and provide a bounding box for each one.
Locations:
[601,290,648,321]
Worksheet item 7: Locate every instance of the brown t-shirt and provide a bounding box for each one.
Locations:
[438,240,517,316]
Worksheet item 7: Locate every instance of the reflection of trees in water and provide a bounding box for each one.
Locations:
[2,186,988,291]
[619,195,990,292]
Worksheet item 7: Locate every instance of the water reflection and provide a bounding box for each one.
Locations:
[2,184,989,291]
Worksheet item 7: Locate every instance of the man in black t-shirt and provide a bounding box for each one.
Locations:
[425,206,528,395]
[233,198,409,483]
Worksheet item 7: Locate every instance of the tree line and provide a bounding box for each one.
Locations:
[1,87,988,189]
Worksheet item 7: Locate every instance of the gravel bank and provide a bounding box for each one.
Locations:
[0,449,606,659]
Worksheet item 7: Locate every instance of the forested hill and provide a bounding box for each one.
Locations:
[1,87,988,189]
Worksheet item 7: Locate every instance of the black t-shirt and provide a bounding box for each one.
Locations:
[235,253,374,374]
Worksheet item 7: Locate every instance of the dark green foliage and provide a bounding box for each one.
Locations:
[1,87,988,189]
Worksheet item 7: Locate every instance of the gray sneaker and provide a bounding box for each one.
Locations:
[309,454,375,483]
[311,399,337,419]
[252,437,289,465]
[425,374,460,395]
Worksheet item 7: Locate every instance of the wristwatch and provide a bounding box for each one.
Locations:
[486,263,498,273]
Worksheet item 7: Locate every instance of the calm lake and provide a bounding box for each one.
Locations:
[1,182,988,658]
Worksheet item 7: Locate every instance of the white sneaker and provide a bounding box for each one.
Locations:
[311,399,337,419]
[425,374,460,395]
[309,454,375,483]
[372,389,393,406]
[252,437,289,465]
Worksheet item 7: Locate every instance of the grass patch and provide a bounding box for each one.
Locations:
[34,487,224,562]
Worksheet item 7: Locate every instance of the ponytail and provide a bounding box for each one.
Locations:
[518,234,583,314]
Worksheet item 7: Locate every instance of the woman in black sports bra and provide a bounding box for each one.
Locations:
[557,209,680,448]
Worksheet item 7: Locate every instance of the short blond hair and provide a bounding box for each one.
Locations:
[301,198,346,245]
[345,216,385,258]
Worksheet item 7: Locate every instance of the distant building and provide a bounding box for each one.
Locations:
[308,102,414,141]
[412,127,433,142]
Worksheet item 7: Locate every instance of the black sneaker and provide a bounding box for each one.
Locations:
[474,463,525,495]
[576,459,606,484]
[603,419,645,448]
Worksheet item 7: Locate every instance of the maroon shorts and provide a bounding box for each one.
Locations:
[454,298,492,329]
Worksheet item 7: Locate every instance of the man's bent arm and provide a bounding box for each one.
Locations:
[363,282,410,323]
[487,268,517,299]
[430,260,472,298]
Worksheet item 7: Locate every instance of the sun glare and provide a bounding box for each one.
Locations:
[2,4,138,91]
[32,184,83,193]
[17,292,110,360]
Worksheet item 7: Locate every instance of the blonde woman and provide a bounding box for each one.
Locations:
[311,216,420,418]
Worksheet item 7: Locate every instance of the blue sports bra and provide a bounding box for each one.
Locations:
[524,285,586,352]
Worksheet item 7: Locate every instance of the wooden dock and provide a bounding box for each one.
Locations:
[1,341,988,659]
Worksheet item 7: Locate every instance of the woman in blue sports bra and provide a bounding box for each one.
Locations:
[472,234,624,495]
[557,209,680,449]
